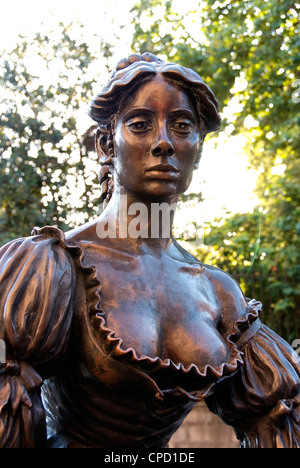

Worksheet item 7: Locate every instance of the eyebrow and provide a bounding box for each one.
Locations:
[122,107,197,121]
[169,109,197,122]
[122,107,153,120]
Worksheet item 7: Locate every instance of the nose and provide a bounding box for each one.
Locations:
[151,128,175,157]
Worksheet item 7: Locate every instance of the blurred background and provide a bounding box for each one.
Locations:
[0,0,299,447]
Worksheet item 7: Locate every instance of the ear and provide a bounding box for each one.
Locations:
[95,128,114,166]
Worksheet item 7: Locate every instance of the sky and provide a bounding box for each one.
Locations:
[0,0,136,53]
[1,0,259,228]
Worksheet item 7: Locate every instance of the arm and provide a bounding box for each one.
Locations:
[0,232,76,447]
[206,267,300,448]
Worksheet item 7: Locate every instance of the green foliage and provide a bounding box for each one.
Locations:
[0,23,114,244]
[131,0,300,338]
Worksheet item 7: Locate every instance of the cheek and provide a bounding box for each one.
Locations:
[113,133,131,174]
[179,140,202,186]
[114,130,151,175]
[113,140,144,183]
[178,138,201,168]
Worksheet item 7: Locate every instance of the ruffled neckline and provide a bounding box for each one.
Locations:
[32,226,262,400]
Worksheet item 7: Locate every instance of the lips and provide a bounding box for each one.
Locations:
[147,164,180,173]
[145,164,180,181]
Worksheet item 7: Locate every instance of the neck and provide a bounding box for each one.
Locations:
[97,186,178,254]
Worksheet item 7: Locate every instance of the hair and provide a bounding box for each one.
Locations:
[88,52,222,206]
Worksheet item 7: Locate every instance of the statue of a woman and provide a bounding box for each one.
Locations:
[0,52,299,448]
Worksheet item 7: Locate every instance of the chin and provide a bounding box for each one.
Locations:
[142,181,183,201]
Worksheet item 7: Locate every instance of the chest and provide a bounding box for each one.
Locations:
[83,248,229,369]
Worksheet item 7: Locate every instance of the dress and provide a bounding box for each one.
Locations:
[0,226,299,448]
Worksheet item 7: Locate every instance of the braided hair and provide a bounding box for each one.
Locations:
[88,52,221,207]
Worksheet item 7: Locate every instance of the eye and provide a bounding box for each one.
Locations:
[126,118,152,133]
[171,119,195,134]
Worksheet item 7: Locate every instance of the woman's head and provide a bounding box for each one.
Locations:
[88,52,221,204]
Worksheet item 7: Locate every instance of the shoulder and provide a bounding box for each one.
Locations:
[172,239,248,318]
[173,238,249,323]
[65,218,100,242]
[204,263,247,311]
[0,226,77,288]
[0,227,77,370]
[202,264,262,339]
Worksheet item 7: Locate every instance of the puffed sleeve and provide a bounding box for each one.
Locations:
[0,228,76,447]
[206,298,300,448]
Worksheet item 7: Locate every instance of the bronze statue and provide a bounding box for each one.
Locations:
[0,52,299,448]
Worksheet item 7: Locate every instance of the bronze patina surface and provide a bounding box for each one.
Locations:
[0,53,299,448]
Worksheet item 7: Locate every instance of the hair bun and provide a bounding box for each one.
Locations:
[114,52,162,74]
[141,52,162,63]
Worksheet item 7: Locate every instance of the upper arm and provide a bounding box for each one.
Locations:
[0,234,76,376]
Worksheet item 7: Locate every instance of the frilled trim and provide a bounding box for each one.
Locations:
[230,298,262,349]
[32,226,261,400]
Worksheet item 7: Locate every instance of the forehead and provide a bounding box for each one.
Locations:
[121,75,197,115]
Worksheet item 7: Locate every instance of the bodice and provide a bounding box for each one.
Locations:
[61,228,259,405]
[74,240,230,369]
[5,225,293,449]
[38,226,258,447]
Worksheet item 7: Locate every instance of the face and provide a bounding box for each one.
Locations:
[112,75,202,201]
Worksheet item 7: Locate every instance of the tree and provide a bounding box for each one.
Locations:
[0,23,113,245]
